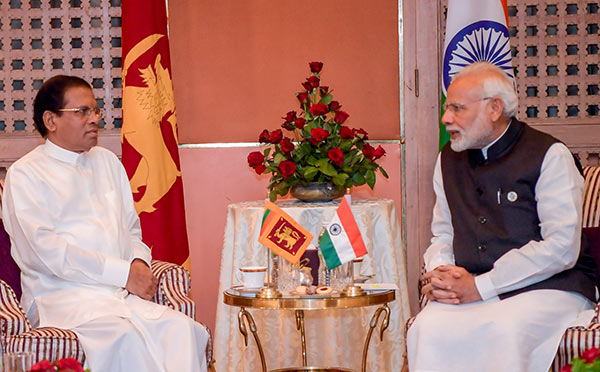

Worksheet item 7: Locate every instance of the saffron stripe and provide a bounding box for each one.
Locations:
[337,196,368,257]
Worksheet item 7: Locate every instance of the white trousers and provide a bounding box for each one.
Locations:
[407,290,592,372]
[72,307,209,372]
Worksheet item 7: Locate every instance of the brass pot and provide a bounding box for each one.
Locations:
[290,182,345,202]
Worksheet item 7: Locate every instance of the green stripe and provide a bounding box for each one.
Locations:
[261,209,271,228]
[439,94,450,151]
[319,230,341,269]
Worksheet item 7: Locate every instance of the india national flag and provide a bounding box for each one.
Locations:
[440,0,514,150]
[319,195,368,269]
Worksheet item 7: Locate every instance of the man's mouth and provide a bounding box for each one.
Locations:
[446,128,461,140]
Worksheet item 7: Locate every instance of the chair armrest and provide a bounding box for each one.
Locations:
[0,279,31,351]
[150,260,196,319]
[588,302,600,326]
[149,261,214,368]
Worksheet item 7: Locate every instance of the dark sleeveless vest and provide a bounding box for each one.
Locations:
[441,119,596,301]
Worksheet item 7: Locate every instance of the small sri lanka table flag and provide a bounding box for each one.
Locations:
[259,201,313,264]
[319,195,368,269]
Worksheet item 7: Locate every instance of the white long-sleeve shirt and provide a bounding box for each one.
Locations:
[2,140,162,328]
[424,142,584,300]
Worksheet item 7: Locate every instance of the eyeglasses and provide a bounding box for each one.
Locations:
[57,106,104,120]
[443,97,493,114]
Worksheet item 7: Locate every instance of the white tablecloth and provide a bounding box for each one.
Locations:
[214,199,410,371]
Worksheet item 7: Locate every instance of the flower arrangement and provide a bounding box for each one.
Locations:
[247,61,388,201]
[29,358,89,372]
[560,347,600,371]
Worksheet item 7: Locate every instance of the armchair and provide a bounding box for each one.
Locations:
[0,179,214,369]
[404,165,600,371]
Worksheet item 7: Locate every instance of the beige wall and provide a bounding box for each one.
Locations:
[168,0,406,331]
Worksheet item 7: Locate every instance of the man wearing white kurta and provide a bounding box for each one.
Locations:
[2,75,209,372]
[407,63,596,372]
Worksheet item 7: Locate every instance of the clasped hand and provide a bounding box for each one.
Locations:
[125,259,158,300]
[421,265,482,305]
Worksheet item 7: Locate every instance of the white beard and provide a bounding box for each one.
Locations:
[448,112,495,152]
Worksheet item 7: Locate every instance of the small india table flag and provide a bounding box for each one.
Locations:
[319,195,368,269]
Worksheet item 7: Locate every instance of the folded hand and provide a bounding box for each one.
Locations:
[125,259,158,300]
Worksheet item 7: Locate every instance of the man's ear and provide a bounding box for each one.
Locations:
[42,110,57,133]
[489,97,504,122]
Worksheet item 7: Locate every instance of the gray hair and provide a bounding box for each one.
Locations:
[453,62,518,118]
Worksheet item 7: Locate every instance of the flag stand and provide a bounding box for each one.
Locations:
[257,248,281,298]
[341,258,366,297]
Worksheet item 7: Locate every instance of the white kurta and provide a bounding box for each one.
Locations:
[2,140,208,372]
[408,143,594,372]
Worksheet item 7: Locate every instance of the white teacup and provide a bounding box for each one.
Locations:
[236,266,267,289]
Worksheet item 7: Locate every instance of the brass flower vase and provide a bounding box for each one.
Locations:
[290,182,345,202]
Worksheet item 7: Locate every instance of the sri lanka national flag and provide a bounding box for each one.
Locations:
[259,201,313,264]
[319,195,367,269]
[440,0,513,150]
[121,0,190,268]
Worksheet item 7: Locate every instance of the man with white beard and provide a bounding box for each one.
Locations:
[407,62,596,372]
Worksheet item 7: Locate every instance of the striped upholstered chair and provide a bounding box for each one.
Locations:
[404,166,600,371]
[552,165,600,370]
[0,179,214,369]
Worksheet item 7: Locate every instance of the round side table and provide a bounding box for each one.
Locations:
[223,287,395,372]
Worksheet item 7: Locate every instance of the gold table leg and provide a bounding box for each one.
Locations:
[238,307,267,372]
[361,303,391,372]
[295,310,308,366]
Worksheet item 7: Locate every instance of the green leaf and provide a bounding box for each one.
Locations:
[319,93,333,105]
[351,172,366,186]
[379,166,389,178]
[273,152,286,165]
[263,148,271,158]
[366,169,376,189]
[274,182,290,196]
[332,173,349,186]
[269,190,277,202]
[319,162,338,177]
[315,158,329,168]
[303,166,319,180]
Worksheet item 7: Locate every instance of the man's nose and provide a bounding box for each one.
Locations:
[441,109,453,126]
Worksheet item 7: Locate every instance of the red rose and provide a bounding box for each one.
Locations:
[309,127,329,145]
[372,145,386,160]
[334,110,349,124]
[268,129,283,144]
[559,366,572,372]
[297,92,309,104]
[353,127,369,140]
[582,347,599,364]
[57,358,85,372]
[280,138,294,153]
[247,151,265,167]
[362,143,375,160]
[301,81,312,91]
[279,161,297,178]
[282,111,296,122]
[281,121,295,131]
[29,360,55,372]
[328,148,344,166]
[319,86,329,96]
[295,117,306,129]
[259,129,270,143]
[339,126,354,139]
[309,103,329,116]
[254,164,266,175]
[307,76,320,89]
[329,101,341,111]
[309,61,323,73]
